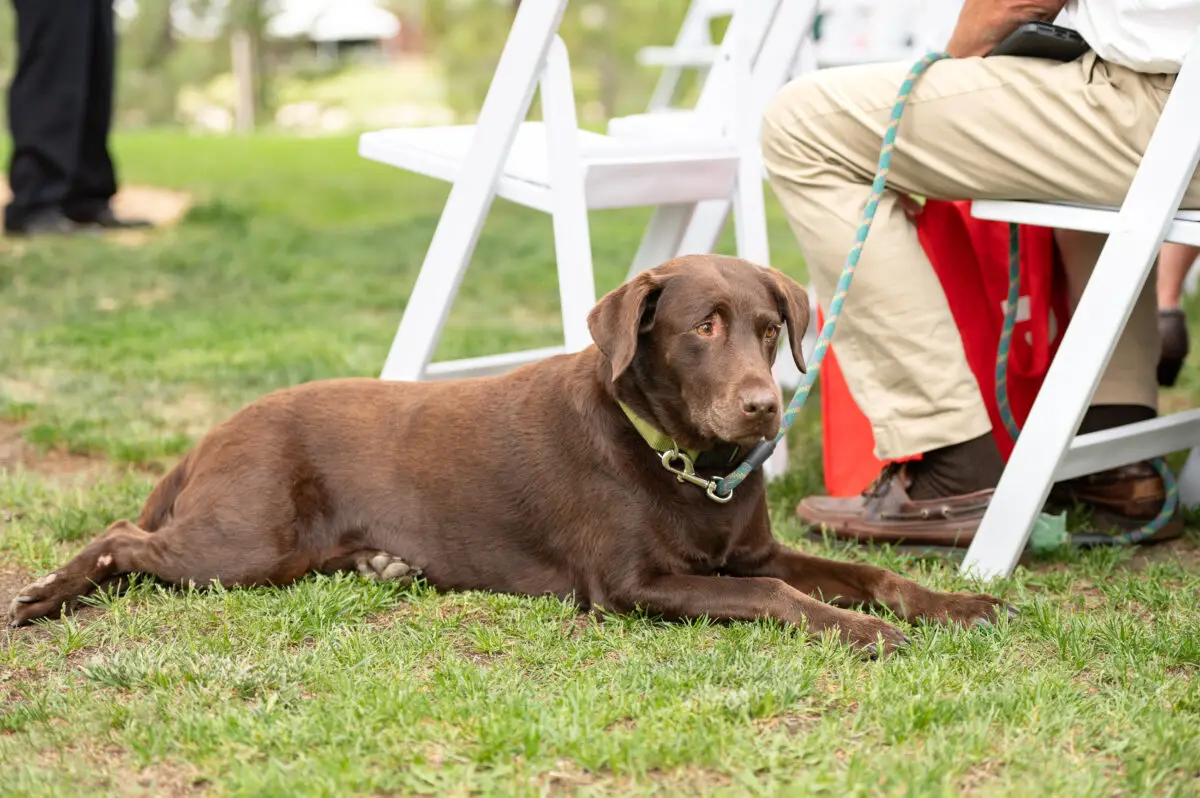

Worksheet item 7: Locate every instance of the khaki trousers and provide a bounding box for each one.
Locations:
[762,52,1197,461]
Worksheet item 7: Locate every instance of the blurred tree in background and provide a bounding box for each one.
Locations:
[0,3,11,129]
[116,0,277,127]
[0,0,705,132]
[420,0,697,122]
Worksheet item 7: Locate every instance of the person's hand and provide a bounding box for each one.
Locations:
[945,0,1068,58]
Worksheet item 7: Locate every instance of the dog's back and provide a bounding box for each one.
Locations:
[129,356,629,603]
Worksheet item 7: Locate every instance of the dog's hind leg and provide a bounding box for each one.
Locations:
[8,517,309,627]
[9,520,158,626]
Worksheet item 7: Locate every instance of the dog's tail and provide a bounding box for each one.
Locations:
[137,450,194,532]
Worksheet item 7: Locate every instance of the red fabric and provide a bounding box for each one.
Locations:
[820,200,1071,497]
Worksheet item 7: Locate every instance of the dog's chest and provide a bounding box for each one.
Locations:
[667,505,756,574]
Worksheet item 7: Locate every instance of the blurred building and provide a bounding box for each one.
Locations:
[266,0,406,61]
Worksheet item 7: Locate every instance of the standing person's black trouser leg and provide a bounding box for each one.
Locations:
[64,0,118,222]
[5,0,135,234]
[6,0,98,231]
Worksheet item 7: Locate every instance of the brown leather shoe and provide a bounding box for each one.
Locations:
[798,461,1183,548]
[1049,461,1184,541]
[796,464,993,547]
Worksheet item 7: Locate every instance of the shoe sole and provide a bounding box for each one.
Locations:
[799,507,1184,550]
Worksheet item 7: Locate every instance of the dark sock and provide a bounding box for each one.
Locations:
[906,432,1005,500]
[1077,404,1156,435]
[904,405,1156,500]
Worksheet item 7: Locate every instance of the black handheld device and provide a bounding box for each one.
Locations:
[988,21,1090,62]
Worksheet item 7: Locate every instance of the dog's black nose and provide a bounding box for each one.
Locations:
[741,391,779,418]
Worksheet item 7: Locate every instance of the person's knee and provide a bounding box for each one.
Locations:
[761,75,826,179]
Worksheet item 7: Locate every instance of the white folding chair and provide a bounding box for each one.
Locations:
[638,0,737,112]
[608,0,817,277]
[358,0,771,385]
[608,0,820,476]
[813,0,962,68]
[638,0,968,106]
[960,30,1200,581]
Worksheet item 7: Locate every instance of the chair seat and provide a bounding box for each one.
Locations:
[606,109,702,138]
[637,44,722,67]
[358,122,741,212]
[971,199,1200,246]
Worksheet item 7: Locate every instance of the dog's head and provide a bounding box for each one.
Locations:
[588,254,810,451]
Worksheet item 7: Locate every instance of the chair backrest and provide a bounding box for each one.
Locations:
[675,0,739,47]
[750,0,820,120]
[691,1,818,123]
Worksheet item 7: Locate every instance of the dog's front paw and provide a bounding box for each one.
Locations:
[832,613,911,658]
[8,571,75,628]
[921,592,1017,628]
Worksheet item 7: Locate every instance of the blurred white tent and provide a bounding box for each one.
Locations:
[266,0,401,43]
[115,0,400,44]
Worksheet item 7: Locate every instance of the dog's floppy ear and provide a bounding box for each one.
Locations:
[765,267,810,374]
[587,270,667,381]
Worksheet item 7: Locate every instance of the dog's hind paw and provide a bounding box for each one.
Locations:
[356,552,421,585]
[8,571,75,628]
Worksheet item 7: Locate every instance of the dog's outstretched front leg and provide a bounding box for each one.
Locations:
[620,574,910,656]
[741,544,1016,627]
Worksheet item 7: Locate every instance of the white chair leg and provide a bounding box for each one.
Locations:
[961,49,1200,580]
[541,37,597,353]
[773,334,805,390]
[627,204,697,280]
[1176,446,1200,509]
[726,51,786,479]
[379,0,569,382]
[730,121,769,261]
[802,283,819,365]
[679,199,732,255]
[961,235,1162,579]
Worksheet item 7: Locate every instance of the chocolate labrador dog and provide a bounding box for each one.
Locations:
[8,255,1010,653]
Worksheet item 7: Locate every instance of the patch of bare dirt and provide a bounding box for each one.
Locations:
[32,744,210,796]
[956,760,1006,794]
[152,390,225,440]
[0,566,35,641]
[0,564,66,653]
[1124,535,1200,571]
[0,565,33,610]
[754,709,824,738]
[0,419,110,481]
[530,762,736,794]
[1020,533,1200,579]
[0,181,192,247]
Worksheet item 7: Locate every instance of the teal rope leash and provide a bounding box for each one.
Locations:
[713,50,1177,545]
[714,51,951,497]
[995,225,1178,544]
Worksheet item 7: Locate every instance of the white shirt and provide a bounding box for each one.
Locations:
[1057,0,1200,73]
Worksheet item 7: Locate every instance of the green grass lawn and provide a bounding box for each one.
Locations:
[1,132,1198,797]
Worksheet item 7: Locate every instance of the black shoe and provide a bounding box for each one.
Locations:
[67,206,153,230]
[1157,308,1189,387]
[3,208,83,237]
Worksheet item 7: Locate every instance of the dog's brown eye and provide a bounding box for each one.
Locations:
[765,324,780,340]
[696,321,715,337]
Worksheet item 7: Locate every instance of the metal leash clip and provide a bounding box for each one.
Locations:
[660,448,734,504]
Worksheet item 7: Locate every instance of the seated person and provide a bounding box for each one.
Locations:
[761,0,1200,544]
